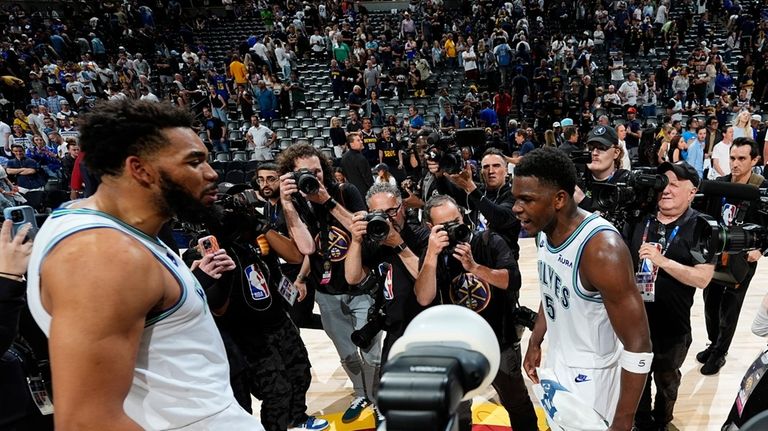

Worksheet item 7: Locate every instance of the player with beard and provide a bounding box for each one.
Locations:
[25,100,266,430]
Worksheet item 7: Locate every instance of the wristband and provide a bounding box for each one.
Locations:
[323,198,337,211]
[296,274,307,283]
[393,243,407,253]
[619,349,653,374]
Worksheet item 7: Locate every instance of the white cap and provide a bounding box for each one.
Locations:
[752,114,762,122]
[553,122,561,128]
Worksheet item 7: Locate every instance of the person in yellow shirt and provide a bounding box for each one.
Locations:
[228,54,248,87]
[444,34,457,69]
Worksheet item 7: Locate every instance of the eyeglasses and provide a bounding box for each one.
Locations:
[382,204,402,218]
[586,143,613,152]
[256,176,279,184]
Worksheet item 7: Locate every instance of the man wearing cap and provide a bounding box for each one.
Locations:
[624,160,714,431]
[625,107,642,150]
[698,138,767,375]
[65,73,84,101]
[577,126,631,211]
[45,87,67,115]
[750,114,763,142]
[618,72,639,107]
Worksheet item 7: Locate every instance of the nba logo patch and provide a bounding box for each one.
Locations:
[245,264,270,300]
[379,262,394,300]
[722,203,737,226]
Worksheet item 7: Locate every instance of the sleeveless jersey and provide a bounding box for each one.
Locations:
[536,213,622,369]
[26,207,257,430]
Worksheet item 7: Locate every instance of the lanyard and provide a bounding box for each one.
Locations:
[642,219,680,256]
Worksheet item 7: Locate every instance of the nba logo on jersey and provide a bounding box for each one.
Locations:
[245,264,270,300]
[379,262,394,300]
[722,203,737,226]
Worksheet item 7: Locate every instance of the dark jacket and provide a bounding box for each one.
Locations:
[340,149,374,198]
[467,182,521,259]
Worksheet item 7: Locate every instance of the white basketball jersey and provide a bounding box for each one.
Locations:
[27,207,262,430]
[536,213,622,369]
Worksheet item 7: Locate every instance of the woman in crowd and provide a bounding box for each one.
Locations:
[329,116,347,159]
[733,110,754,139]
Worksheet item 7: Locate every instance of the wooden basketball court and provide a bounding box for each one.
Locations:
[258,237,768,430]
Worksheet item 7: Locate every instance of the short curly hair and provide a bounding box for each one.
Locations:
[276,143,334,187]
[79,100,193,178]
[513,147,577,196]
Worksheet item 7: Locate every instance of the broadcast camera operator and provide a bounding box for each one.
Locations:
[575,126,631,212]
[623,161,715,431]
[402,131,468,211]
[697,137,768,376]
[277,144,384,424]
[185,182,327,431]
[345,182,429,364]
[414,195,538,431]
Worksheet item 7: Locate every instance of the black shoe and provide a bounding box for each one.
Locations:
[696,346,713,364]
[700,353,726,375]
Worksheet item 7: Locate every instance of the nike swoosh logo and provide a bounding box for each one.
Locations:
[574,374,591,383]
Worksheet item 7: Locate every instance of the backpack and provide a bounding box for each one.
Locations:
[496,44,511,66]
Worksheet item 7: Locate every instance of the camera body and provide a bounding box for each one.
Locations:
[590,168,669,230]
[425,133,463,175]
[442,221,472,250]
[364,210,390,243]
[292,168,320,195]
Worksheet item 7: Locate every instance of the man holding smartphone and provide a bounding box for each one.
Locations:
[25,100,266,430]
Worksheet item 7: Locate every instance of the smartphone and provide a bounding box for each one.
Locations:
[3,205,38,240]
[198,235,220,255]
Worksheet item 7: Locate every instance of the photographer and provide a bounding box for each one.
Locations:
[345,183,429,364]
[189,183,327,431]
[1,222,51,430]
[577,125,631,212]
[253,163,321,329]
[414,195,538,431]
[447,148,521,258]
[698,137,768,375]
[402,133,467,210]
[624,161,715,431]
[277,144,383,424]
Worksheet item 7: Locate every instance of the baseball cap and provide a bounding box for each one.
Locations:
[552,121,561,128]
[586,125,618,148]
[658,161,700,187]
[627,107,638,114]
[751,114,762,122]
[560,118,574,127]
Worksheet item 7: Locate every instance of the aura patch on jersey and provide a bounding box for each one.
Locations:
[314,225,351,262]
[450,273,491,312]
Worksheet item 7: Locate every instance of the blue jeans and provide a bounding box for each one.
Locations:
[212,139,229,152]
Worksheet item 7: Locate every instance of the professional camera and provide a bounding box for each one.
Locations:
[364,210,390,243]
[694,213,768,263]
[510,305,538,330]
[590,168,669,229]
[569,150,592,165]
[425,132,463,175]
[442,221,472,249]
[350,270,387,349]
[292,168,320,194]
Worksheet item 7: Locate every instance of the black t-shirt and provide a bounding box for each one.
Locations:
[204,116,225,140]
[377,137,400,168]
[626,208,705,338]
[426,231,517,343]
[305,183,367,294]
[360,223,428,332]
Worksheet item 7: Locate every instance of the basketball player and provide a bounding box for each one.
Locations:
[25,100,265,430]
[513,147,652,431]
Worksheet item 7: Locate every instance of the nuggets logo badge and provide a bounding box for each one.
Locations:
[449,273,491,312]
[315,226,351,262]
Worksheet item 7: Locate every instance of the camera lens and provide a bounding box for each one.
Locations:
[203,240,211,248]
[365,211,390,243]
[11,210,22,222]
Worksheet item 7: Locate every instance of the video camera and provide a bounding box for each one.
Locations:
[590,168,669,230]
[425,131,463,175]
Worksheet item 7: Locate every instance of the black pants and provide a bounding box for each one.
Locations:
[229,317,312,431]
[456,343,538,431]
[703,265,756,355]
[635,332,692,430]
